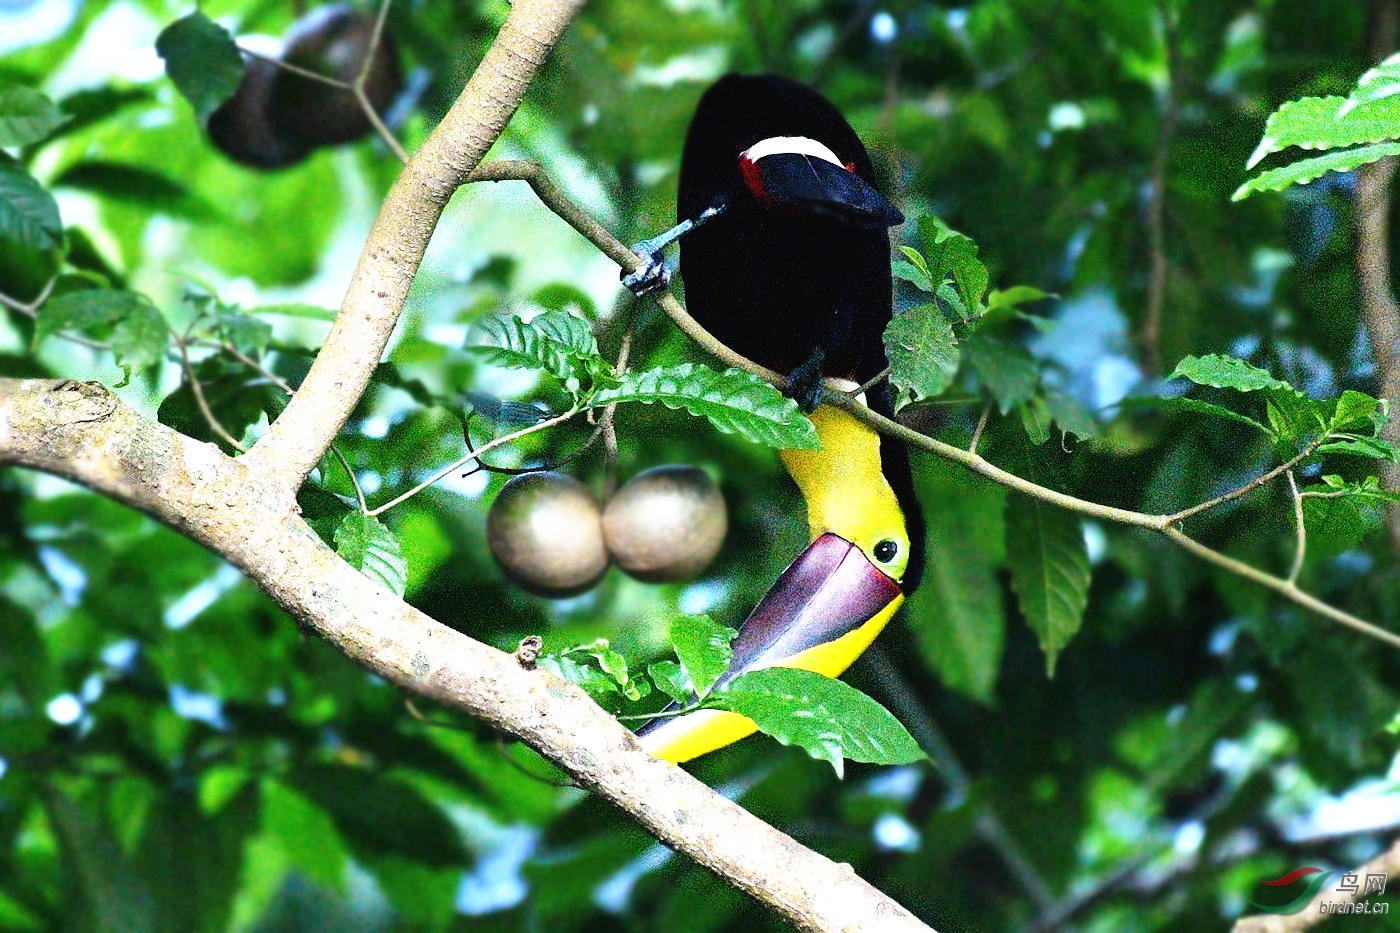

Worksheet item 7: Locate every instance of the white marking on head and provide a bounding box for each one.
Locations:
[740,135,845,168]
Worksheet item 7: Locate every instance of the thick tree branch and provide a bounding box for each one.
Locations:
[0,378,935,933]
[242,0,584,492]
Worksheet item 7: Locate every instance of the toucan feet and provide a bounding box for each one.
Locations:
[621,244,673,296]
[787,348,827,413]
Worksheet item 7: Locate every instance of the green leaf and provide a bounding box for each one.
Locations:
[918,215,988,310]
[198,765,250,814]
[0,154,61,250]
[0,84,69,147]
[35,288,169,381]
[1019,395,1052,446]
[893,245,934,292]
[155,12,245,125]
[1329,390,1386,434]
[1302,494,1375,555]
[256,779,348,891]
[1005,495,1090,676]
[964,336,1039,413]
[885,303,960,409]
[669,615,736,697]
[590,363,819,449]
[1313,474,1400,503]
[1116,395,1271,435]
[711,668,927,778]
[538,654,622,705]
[107,300,171,387]
[1319,436,1400,463]
[647,661,692,705]
[1233,142,1400,200]
[287,765,469,867]
[565,639,649,702]
[1169,354,1292,393]
[905,458,1006,703]
[333,513,407,597]
[1265,388,1329,445]
[212,306,272,358]
[472,311,603,394]
[53,161,217,221]
[1044,392,1098,441]
[35,289,145,344]
[1348,52,1400,109]
[527,308,601,359]
[1245,95,1400,168]
[985,285,1052,311]
[935,281,969,319]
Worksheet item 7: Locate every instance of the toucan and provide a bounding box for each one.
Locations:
[632,74,926,764]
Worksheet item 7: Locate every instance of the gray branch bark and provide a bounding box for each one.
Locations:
[0,378,934,933]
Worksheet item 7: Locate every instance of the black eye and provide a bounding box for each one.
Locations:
[874,539,899,563]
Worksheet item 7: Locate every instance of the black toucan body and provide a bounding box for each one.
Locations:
[676,72,902,392]
[632,75,928,764]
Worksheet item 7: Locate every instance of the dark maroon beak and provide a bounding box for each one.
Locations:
[750,154,904,227]
[717,533,902,689]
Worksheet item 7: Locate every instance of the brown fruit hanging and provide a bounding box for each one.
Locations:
[487,472,609,599]
[603,466,727,583]
[208,57,313,169]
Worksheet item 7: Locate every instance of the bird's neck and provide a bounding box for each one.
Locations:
[779,405,905,549]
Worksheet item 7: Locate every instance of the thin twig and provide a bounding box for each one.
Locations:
[366,408,580,517]
[351,0,408,163]
[3,277,112,351]
[0,276,56,315]
[969,400,992,456]
[197,338,293,393]
[236,0,407,163]
[1163,526,1400,648]
[332,444,369,513]
[850,365,891,399]
[1287,470,1306,584]
[1166,439,1323,525]
[177,339,247,452]
[239,47,343,88]
[195,337,368,510]
[601,307,637,500]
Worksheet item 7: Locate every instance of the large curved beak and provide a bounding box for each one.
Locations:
[720,532,903,686]
[753,154,904,227]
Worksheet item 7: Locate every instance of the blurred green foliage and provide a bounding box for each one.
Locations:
[3,0,1400,931]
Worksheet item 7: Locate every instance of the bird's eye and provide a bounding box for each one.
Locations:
[874,539,899,563]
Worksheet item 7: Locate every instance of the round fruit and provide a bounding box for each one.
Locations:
[487,472,609,598]
[208,57,313,169]
[603,466,727,583]
[268,4,403,148]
